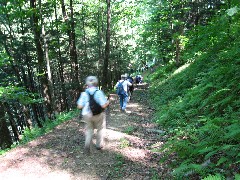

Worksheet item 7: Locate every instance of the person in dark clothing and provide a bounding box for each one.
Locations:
[127,76,134,100]
[136,75,142,84]
[115,74,132,112]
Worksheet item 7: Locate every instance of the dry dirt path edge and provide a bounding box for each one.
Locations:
[0,84,172,180]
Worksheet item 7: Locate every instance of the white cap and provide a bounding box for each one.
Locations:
[121,74,127,78]
[85,76,98,86]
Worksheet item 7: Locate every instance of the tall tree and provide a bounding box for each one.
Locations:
[54,0,68,111]
[0,102,12,149]
[30,0,54,120]
[69,0,80,96]
[61,0,80,102]
[97,1,104,83]
[102,0,111,90]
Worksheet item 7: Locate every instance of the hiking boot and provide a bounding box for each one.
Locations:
[84,147,90,155]
[96,146,103,150]
[121,109,126,113]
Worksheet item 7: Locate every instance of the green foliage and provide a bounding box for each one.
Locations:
[0,110,77,156]
[148,6,240,179]
[119,138,130,149]
[150,63,174,82]
[123,126,136,135]
[21,110,78,144]
[234,174,240,180]
[0,86,42,104]
[109,153,126,178]
[202,174,223,180]
[0,147,11,156]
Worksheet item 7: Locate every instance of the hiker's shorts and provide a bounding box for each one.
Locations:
[83,112,106,149]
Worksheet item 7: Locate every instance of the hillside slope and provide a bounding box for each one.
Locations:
[148,17,240,179]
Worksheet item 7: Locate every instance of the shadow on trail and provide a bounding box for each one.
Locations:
[0,83,171,180]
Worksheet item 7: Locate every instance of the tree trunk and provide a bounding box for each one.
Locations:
[54,0,68,111]
[102,0,111,90]
[97,3,104,86]
[22,105,32,129]
[69,0,80,96]
[61,0,80,105]
[0,102,13,149]
[24,50,43,127]
[42,24,56,118]
[80,0,88,81]
[175,38,180,66]
[4,103,20,142]
[30,0,53,120]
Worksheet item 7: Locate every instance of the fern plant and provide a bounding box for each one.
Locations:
[149,7,240,179]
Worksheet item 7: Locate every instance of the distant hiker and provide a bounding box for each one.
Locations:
[127,75,134,100]
[127,75,134,84]
[136,75,142,84]
[135,75,140,84]
[77,76,109,154]
[115,74,132,112]
[140,75,143,83]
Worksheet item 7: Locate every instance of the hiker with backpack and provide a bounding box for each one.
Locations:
[77,76,109,154]
[115,74,132,112]
[135,75,142,84]
[127,75,134,100]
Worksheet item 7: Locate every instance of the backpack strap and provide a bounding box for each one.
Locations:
[86,89,98,97]
[92,89,98,95]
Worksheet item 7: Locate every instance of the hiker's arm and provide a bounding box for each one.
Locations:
[98,91,110,109]
[128,81,132,86]
[76,92,86,109]
[77,105,83,109]
[101,100,110,109]
[115,82,119,88]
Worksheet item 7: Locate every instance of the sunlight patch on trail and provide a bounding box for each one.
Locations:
[121,147,147,161]
[104,128,150,162]
[105,129,126,140]
[127,103,140,108]
[0,169,72,180]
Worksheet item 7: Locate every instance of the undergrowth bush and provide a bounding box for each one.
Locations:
[0,110,78,156]
[21,110,78,144]
[149,7,240,179]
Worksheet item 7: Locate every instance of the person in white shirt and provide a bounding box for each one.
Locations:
[77,76,109,154]
[115,74,132,112]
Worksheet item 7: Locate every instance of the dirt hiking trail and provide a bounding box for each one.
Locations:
[0,84,171,180]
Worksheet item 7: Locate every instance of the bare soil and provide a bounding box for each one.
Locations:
[0,84,172,180]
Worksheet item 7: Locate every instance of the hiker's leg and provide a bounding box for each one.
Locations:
[119,95,123,109]
[96,112,106,149]
[122,95,129,110]
[84,115,94,152]
[129,87,133,100]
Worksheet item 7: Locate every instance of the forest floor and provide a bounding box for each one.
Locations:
[0,83,172,180]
